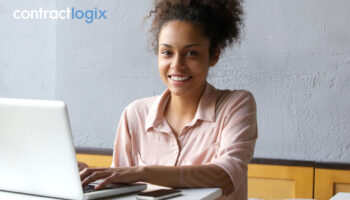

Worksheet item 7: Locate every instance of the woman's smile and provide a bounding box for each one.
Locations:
[168,75,192,81]
[168,74,192,86]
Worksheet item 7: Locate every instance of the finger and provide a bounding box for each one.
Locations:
[96,173,117,189]
[80,168,110,183]
[79,165,87,171]
[80,168,94,181]
[80,168,110,181]
[78,162,88,171]
[81,171,111,187]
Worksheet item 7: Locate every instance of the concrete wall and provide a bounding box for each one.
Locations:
[216,0,350,162]
[1,0,350,162]
[55,0,160,147]
[0,0,55,99]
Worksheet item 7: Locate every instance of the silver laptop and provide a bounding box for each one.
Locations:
[0,98,146,199]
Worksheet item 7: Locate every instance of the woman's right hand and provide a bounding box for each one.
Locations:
[78,161,89,171]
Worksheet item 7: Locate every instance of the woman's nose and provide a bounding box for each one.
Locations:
[170,54,185,69]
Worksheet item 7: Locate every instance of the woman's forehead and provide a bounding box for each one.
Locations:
[158,20,210,46]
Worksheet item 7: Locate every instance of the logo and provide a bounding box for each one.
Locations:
[13,7,107,24]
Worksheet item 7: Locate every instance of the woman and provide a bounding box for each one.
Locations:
[80,0,257,199]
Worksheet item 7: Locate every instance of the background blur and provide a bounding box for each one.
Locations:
[1,0,349,162]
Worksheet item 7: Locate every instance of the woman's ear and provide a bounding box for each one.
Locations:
[209,48,221,67]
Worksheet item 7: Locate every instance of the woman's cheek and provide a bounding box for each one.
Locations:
[158,64,168,83]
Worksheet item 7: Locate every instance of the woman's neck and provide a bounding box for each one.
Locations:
[166,83,206,121]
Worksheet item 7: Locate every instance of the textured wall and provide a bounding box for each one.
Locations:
[2,0,350,162]
[212,0,350,162]
[0,0,55,99]
[55,0,162,148]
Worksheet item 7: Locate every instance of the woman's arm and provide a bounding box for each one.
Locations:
[80,164,233,195]
[144,164,233,195]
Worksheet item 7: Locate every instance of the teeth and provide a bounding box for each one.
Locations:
[170,76,191,81]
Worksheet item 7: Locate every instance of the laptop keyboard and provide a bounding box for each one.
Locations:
[83,185,113,193]
[83,183,130,193]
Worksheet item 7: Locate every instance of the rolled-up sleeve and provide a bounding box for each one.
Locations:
[210,91,258,199]
[111,109,134,168]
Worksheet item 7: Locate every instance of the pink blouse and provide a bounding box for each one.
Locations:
[112,82,258,199]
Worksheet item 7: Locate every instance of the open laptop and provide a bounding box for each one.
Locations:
[0,98,146,199]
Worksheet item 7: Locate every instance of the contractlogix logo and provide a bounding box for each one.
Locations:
[13,7,107,24]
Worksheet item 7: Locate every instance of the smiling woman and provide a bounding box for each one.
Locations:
[80,0,257,199]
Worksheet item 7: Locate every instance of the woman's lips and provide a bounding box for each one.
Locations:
[168,75,191,81]
[168,75,192,85]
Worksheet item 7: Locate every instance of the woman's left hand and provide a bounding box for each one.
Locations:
[80,166,145,189]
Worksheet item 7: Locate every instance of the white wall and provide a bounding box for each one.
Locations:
[1,0,350,162]
[0,0,55,99]
[55,0,161,147]
[212,0,350,162]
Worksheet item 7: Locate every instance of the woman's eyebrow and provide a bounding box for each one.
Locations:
[184,44,201,48]
[160,43,201,48]
[160,44,172,48]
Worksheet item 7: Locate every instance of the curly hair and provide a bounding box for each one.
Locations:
[146,0,244,57]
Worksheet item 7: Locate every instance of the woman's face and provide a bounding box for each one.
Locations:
[158,20,218,98]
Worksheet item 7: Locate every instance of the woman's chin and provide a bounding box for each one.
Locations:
[168,87,191,97]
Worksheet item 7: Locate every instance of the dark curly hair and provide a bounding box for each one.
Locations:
[146,0,244,58]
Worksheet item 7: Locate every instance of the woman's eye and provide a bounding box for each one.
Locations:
[161,50,172,56]
[186,51,198,56]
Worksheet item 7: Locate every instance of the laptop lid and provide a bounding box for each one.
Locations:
[0,98,147,199]
[0,98,84,199]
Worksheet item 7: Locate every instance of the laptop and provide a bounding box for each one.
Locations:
[0,98,147,199]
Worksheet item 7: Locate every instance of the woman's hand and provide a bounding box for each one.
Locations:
[78,161,89,171]
[80,166,145,189]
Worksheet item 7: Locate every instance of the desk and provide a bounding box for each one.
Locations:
[331,192,350,200]
[0,184,222,200]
